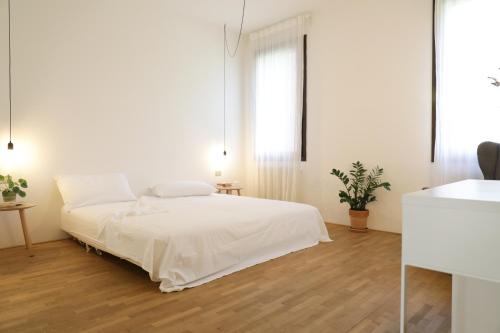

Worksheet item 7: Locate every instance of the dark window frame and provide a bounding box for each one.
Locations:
[301,34,308,162]
[431,0,437,162]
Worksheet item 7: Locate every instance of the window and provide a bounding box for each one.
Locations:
[249,15,309,201]
[434,0,500,183]
[255,46,298,157]
[254,37,308,160]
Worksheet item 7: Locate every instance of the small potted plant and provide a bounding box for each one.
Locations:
[0,175,28,202]
[330,161,390,232]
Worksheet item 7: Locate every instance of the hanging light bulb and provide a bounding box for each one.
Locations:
[6,0,14,150]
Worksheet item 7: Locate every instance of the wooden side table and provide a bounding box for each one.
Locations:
[216,186,242,196]
[0,203,36,254]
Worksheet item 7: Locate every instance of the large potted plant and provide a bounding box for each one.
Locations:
[0,175,28,202]
[330,161,391,232]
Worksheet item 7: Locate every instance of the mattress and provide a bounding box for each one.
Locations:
[61,194,331,292]
[61,201,134,242]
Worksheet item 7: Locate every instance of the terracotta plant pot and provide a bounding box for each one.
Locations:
[349,209,369,232]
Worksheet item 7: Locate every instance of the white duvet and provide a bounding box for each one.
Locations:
[64,194,331,292]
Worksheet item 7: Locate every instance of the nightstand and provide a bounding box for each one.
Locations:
[0,203,36,255]
[216,186,242,196]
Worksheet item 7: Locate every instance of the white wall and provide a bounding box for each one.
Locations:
[0,0,434,248]
[0,0,244,249]
[298,0,434,233]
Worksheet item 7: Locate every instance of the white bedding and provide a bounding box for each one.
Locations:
[61,194,331,292]
[61,201,133,240]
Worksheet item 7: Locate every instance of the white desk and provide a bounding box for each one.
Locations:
[401,180,500,332]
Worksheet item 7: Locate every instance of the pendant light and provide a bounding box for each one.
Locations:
[6,0,13,150]
[223,0,246,156]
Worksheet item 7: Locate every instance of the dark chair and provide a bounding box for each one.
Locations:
[477,141,500,180]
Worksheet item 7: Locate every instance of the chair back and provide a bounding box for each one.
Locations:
[477,141,500,180]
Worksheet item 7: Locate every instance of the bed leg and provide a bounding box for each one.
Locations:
[85,243,91,253]
[95,249,103,256]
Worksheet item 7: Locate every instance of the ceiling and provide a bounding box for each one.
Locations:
[167,0,325,32]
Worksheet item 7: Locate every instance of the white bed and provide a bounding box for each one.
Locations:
[61,194,331,292]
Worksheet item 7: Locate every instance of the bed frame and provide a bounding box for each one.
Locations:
[66,230,142,266]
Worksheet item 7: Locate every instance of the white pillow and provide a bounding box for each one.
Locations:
[152,181,215,198]
[55,173,137,210]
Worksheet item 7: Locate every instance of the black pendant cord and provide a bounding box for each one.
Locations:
[222,0,245,157]
[223,25,227,156]
[7,0,13,150]
[224,0,246,59]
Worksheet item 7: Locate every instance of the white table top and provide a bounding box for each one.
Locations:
[402,179,500,283]
[403,180,500,210]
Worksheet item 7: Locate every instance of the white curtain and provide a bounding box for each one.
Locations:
[434,0,500,185]
[247,16,309,201]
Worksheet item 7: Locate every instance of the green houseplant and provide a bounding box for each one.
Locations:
[0,175,28,202]
[330,161,391,232]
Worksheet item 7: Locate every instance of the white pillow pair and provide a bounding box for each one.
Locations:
[55,173,215,210]
[151,181,215,198]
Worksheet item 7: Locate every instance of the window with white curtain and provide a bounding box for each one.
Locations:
[434,0,500,184]
[255,46,298,157]
[247,16,308,201]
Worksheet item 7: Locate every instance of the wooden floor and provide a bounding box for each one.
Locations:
[0,224,451,333]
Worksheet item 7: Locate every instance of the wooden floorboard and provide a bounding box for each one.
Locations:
[0,224,451,333]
